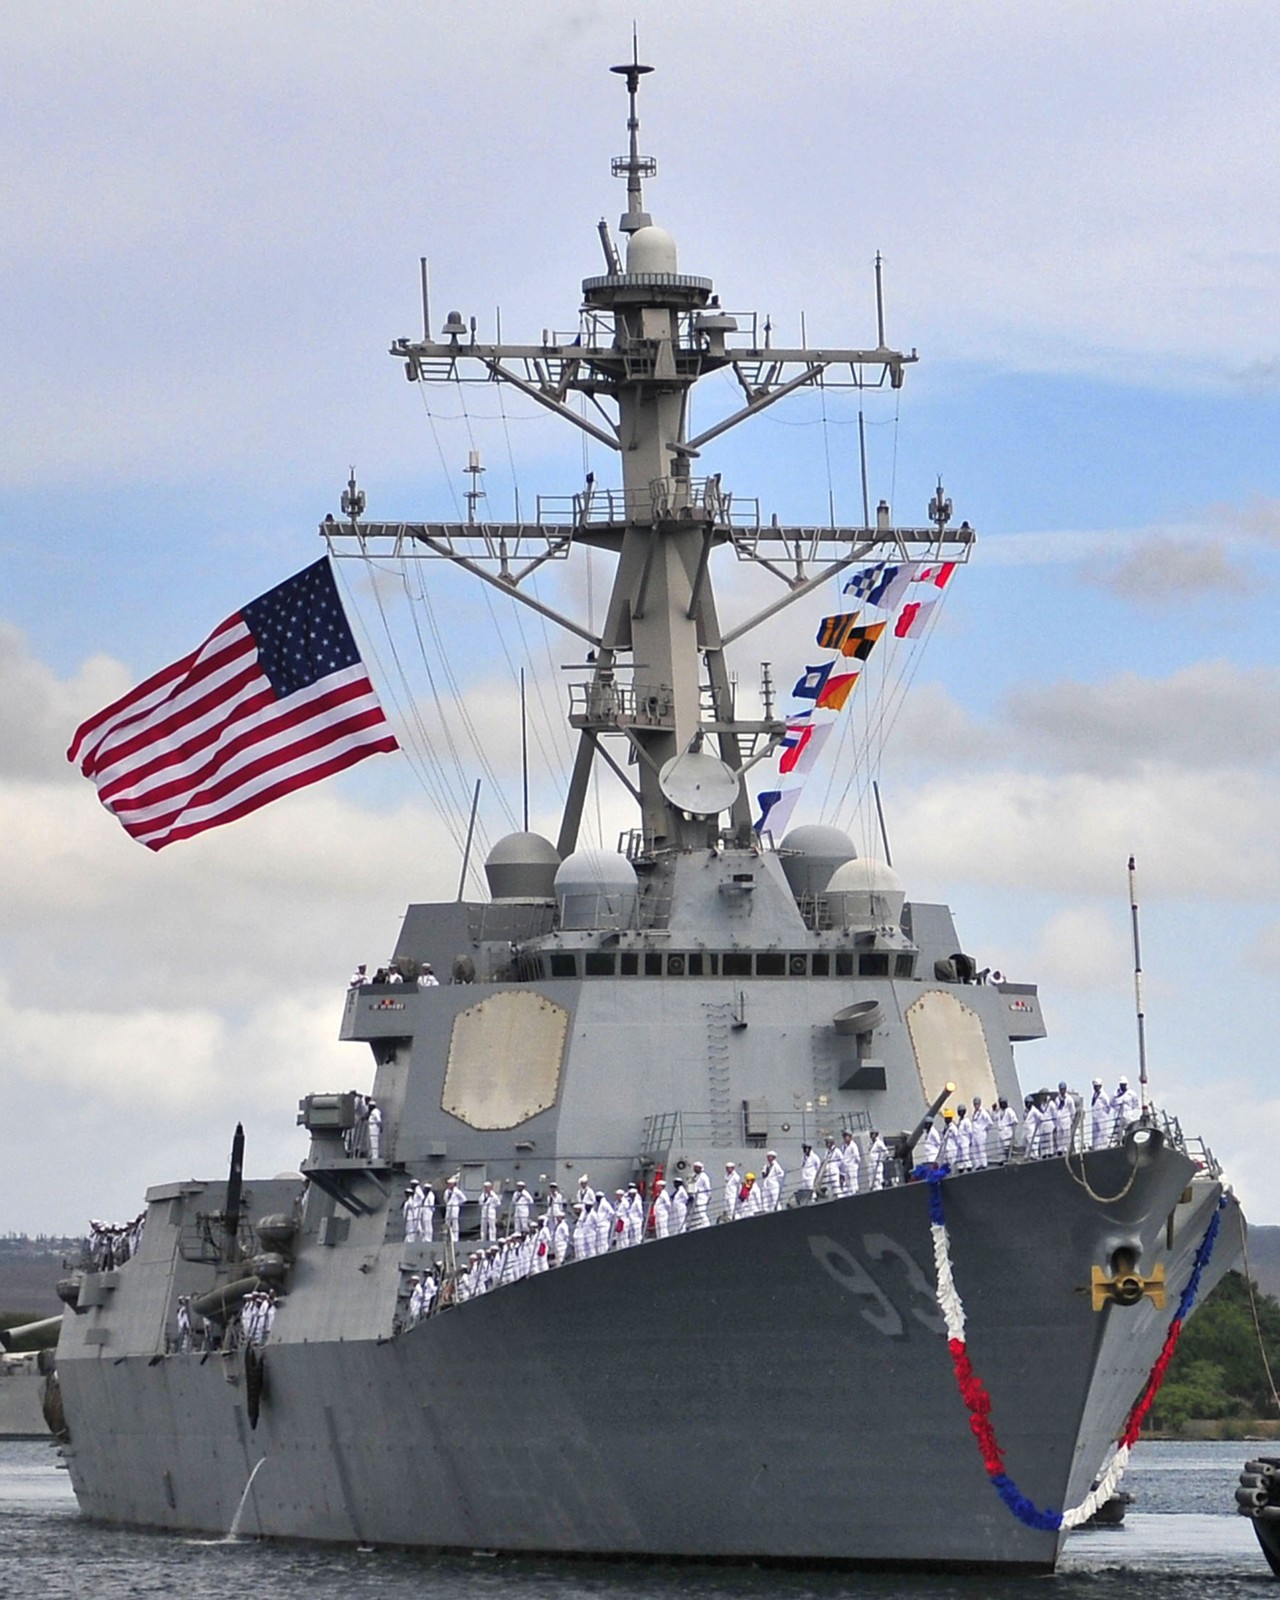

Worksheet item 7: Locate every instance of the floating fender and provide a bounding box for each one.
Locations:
[245,1345,266,1431]
[41,1373,69,1443]
[255,1215,297,1253]
[55,1278,81,1310]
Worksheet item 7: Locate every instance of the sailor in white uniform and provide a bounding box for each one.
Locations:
[479,1182,501,1243]
[761,1152,784,1212]
[799,1143,821,1200]
[994,1098,1017,1161]
[1050,1083,1076,1155]
[571,1203,594,1260]
[1088,1079,1112,1149]
[737,1173,762,1219]
[969,1098,992,1169]
[511,1180,534,1235]
[723,1162,742,1222]
[621,1185,645,1246]
[919,1119,942,1165]
[952,1104,973,1171]
[1112,1077,1140,1136]
[866,1131,889,1191]
[551,1213,570,1266]
[593,1191,618,1253]
[443,1177,466,1243]
[365,1099,383,1160]
[670,1180,690,1235]
[814,1137,837,1197]
[689,1162,712,1228]
[652,1179,671,1238]
[839,1130,862,1195]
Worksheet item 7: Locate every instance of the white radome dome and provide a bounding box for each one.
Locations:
[626,224,678,275]
[825,857,906,930]
[554,849,639,931]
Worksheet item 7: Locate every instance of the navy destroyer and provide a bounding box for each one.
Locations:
[51,58,1243,1570]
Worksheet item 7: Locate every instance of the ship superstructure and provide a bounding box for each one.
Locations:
[53,58,1243,1571]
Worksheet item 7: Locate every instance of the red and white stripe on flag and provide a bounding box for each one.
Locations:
[67,564,398,850]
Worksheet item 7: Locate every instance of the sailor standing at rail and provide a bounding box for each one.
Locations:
[952,1104,973,1171]
[546,1181,565,1223]
[443,1176,466,1243]
[761,1151,784,1212]
[839,1129,862,1194]
[1050,1082,1075,1155]
[652,1178,671,1238]
[737,1172,762,1219]
[511,1179,534,1235]
[969,1098,992,1169]
[593,1190,617,1252]
[919,1117,943,1166]
[1088,1079,1112,1149]
[939,1108,963,1169]
[551,1211,570,1266]
[402,1184,420,1242]
[176,1295,192,1352]
[1111,1077,1140,1137]
[995,1098,1017,1161]
[723,1162,742,1221]
[689,1162,712,1228]
[532,1217,552,1273]
[480,1181,500,1243]
[621,1184,645,1247]
[571,1203,594,1260]
[866,1130,889,1191]
[670,1178,690,1234]
[577,1174,596,1212]
[799,1143,820,1201]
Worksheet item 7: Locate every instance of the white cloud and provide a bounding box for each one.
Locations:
[1028,906,1132,993]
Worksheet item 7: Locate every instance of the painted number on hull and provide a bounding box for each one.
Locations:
[808,1232,946,1339]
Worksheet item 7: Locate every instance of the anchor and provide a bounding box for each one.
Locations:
[1090,1248,1166,1311]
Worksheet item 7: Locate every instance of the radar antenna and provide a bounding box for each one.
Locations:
[610,34,655,233]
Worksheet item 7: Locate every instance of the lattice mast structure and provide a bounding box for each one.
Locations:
[326,57,972,860]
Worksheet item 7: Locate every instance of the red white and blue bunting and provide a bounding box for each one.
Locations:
[922,1166,1226,1532]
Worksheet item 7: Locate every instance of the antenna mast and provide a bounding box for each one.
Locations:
[1128,854,1150,1114]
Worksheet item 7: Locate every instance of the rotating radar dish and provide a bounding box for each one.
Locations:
[658,751,739,816]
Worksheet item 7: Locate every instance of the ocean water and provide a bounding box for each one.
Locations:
[1,1438,1274,1599]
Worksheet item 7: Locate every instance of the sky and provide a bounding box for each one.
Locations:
[2,1,1278,1234]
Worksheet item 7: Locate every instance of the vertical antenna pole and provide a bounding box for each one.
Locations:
[874,251,886,348]
[873,779,893,867]
[761,662,775,722]
[520,668,529,831]
[420,259,431,341]
[457,779,482,902]
[1128,854,1150,1113]
[857,406,871,529]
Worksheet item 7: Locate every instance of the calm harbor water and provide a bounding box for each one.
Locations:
[1,1438,1273,1599]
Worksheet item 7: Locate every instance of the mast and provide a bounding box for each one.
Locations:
[325,63,972,861]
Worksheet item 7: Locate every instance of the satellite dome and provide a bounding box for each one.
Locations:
[825,857,906,932]
[778,824,858,901]
[554,849,639,931]
[484,832,560,901]
[626,224,678,275]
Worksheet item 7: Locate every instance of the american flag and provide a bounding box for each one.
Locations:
[67,558,399,850]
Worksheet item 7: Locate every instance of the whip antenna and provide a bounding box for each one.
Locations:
[1128,854,1150,1114]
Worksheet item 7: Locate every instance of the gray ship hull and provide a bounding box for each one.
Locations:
[56,1143,1240,1570]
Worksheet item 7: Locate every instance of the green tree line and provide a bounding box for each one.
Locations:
[1152,1271,1280,1430]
